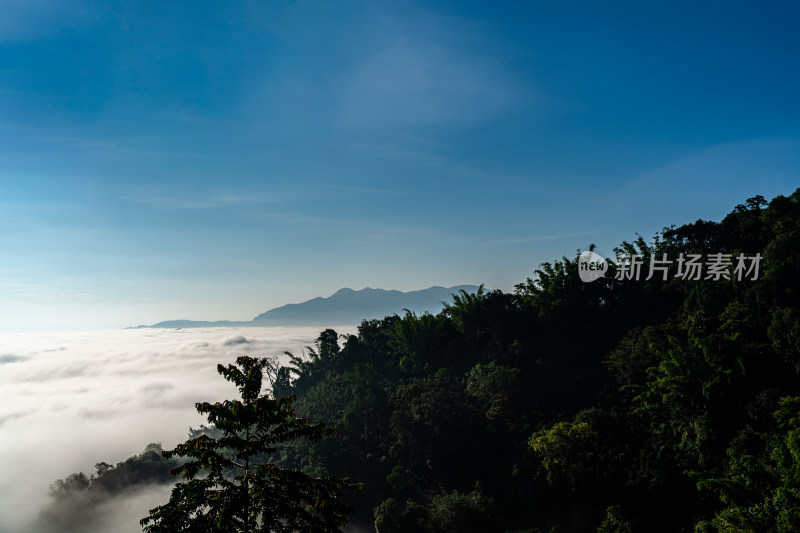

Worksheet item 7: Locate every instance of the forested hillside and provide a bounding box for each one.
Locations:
[272,189,800,532]
[45,189,800,532]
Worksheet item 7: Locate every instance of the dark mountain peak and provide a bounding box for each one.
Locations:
[251,285,480,325]
[130,285,482,329]
[333,287,356,295]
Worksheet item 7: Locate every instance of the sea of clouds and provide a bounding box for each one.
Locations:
[0,326,353,533]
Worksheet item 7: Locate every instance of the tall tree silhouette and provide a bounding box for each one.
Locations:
[140,356,359,533]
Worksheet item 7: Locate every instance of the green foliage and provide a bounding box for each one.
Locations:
[140,356,359,533]
[48,472,90,500]
[696,397,800,531]
[597,505,633,533]
[427,488,495,533]
[465,361,521,419]
[390,311,450,374]
[48,445,175,502]
[769,307,800,373]
[38,445,177,533]
[373,498,401,533]
[529,420,599,492]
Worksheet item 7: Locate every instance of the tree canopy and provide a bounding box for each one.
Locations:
[140,356,359,533]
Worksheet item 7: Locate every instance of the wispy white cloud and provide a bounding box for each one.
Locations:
[482,230,607,247]
[245,211,351,226]
[345,138,490,178]
[339,8,525,129]
[0,0,100,43]
[343,39,517,127]
[611,137,800,220]
[122,193,284,210]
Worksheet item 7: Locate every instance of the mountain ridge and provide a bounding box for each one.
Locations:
[129,285,481,329]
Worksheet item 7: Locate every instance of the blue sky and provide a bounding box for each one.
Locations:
[1,1,798,330]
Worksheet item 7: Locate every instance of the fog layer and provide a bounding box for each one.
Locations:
[0,326,349,532]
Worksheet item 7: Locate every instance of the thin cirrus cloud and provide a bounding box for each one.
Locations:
[0,0,99,43]
[609,137,800,222]
[122,192,285,211]
[342,37,520,128]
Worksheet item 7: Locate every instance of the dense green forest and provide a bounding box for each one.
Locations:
[46,189,800,532]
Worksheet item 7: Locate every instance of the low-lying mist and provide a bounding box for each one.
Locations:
[0,326,351,532]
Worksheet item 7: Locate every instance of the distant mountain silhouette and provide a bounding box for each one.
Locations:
[129,285,481,329]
